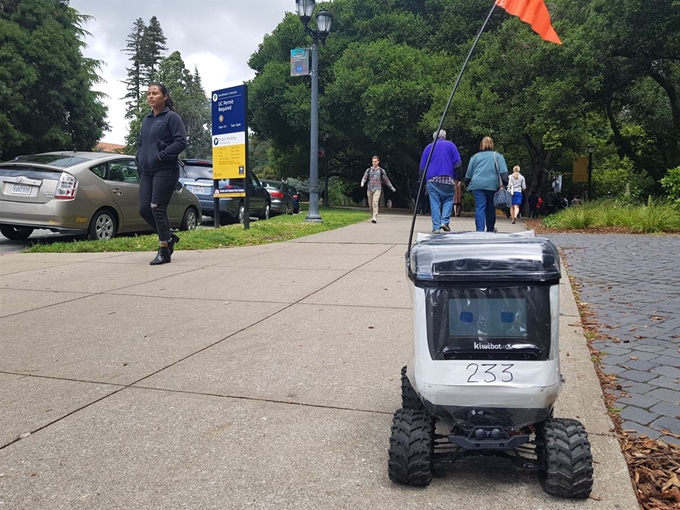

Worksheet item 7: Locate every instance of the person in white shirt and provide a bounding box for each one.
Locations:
[507,165,526,224]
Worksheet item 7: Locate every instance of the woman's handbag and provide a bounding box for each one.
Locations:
[493,188,512,209]
[492,152,512,209]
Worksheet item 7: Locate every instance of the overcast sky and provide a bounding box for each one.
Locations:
[69,0,292,145]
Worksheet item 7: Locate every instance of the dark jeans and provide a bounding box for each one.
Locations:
[138,167,179,243]
[472,189,497,232]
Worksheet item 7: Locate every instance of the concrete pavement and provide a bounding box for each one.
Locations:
[0,212,639,509]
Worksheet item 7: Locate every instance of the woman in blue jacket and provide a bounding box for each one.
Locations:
[465,137,509,232]
[137,83,187,265]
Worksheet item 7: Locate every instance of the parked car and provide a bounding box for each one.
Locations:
[0,151,201,241]
[261,179,294,215]
[179,159,270,223]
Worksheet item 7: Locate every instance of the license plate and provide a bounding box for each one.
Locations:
[190,186,208,195]
[11,184,32,195]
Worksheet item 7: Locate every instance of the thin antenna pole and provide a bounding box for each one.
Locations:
[407,2,498,254]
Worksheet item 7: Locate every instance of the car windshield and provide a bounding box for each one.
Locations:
[9,154,90,167]
[183,165,213,180]
[263,181,282,190]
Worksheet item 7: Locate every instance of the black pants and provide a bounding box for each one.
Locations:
[138,167,179,243]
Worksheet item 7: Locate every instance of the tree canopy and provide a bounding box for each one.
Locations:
[121,17,210,159]
[0,0,108,159]
[247,0,680,205]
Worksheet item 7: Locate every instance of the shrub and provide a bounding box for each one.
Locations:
[594,199,632,227]
[630,196,680,233]
[660,166,680,205]
[560,206,598,229]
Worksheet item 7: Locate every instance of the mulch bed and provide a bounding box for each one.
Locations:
[528,220,680,509]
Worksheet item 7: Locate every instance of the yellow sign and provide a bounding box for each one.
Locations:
[214,190,245,199]
[212,132,246,179]
[573,156,588,182]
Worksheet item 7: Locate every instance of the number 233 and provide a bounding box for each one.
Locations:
[466,363,514,383]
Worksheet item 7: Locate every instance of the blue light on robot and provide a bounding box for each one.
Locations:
[501,311,515,323]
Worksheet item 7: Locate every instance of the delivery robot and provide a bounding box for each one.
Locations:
[389,231,593,499]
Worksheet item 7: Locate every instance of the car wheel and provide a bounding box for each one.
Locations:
[537,418,593,499]
[88,209,117,240]
[388,408,434,486]
[261,201,270,220]
[0,224,34,240]
[238,202,246,224]
[401,366,424,411]
[180,206,199,231]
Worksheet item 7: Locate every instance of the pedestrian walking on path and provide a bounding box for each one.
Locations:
[136,82,187,265]
[507,165,526,224]
[465,136,509,232]
[360,155,396,223]
[420,129,462,233]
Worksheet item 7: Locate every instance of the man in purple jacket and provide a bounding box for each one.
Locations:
[419,129,462,233]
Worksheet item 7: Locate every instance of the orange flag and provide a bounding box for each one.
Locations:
[495,0,562,44]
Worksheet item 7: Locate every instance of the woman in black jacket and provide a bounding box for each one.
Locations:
[137,83,187,265]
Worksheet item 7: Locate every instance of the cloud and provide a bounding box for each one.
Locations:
[69,0,290,144]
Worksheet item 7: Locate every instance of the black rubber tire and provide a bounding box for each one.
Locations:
[260,201,270,220]
[88,209,117,240]
[180,206,199,231]
[537,418,593,499]
[0,224,34,240]
[388,408,434,486]
[401,366,424,410]
[238,202,246,224]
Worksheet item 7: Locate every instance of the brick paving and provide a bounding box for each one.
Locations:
[544,233,680,446]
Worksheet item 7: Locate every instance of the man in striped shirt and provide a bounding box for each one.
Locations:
[360,155,396,223]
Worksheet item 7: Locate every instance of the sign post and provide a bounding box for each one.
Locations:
[211,85,249,228]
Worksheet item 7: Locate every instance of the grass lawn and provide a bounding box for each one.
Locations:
[23,206,370,254]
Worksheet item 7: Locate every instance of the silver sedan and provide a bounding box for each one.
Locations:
[0,151,201,240]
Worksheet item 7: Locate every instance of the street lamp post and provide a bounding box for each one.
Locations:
[586,145,594,201]
[296,0,332,222]
[323,131,330,207]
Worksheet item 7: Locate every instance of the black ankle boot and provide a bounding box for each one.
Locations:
[150,246,171,265]
[168,234,180,255]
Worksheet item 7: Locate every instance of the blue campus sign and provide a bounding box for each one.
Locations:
[290,48,310,77]
[211,85,247,179]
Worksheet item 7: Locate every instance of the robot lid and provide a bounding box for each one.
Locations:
[407,231,560,284]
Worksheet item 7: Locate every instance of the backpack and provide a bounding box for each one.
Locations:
[537,197,543,206]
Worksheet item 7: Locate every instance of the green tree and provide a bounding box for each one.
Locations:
[155,51,211,159]
[247,0,680,206]
[559,0,680,181]
[0,0,108,159]
[122,16,168,153]
[121,18,146,120]
[141,16,167,85]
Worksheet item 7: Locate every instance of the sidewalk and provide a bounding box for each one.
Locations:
[0,213,639,509]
